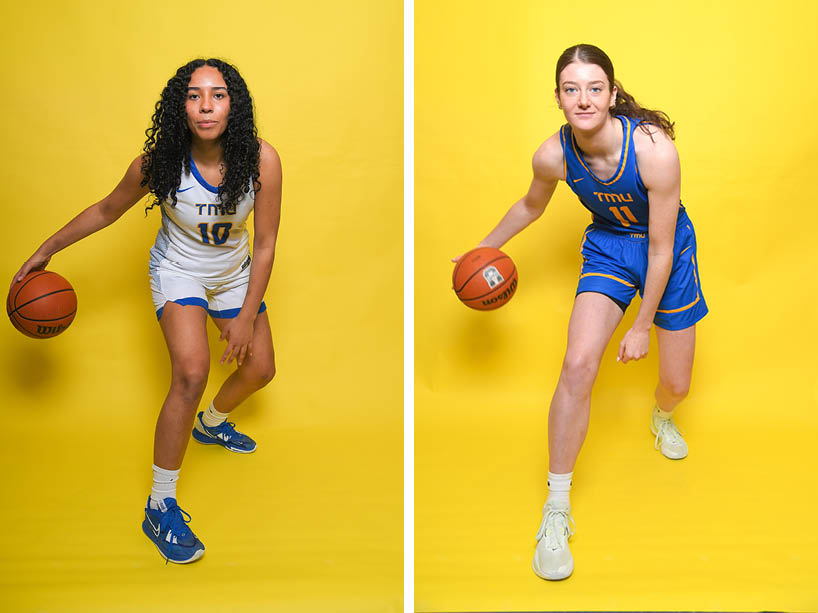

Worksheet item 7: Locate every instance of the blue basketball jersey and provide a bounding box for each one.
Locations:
[560,115,685,235]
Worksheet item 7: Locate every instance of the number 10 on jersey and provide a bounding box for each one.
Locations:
[198,222,232,245]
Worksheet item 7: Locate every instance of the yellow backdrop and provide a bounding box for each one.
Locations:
[416,1,817,611]
[0,1,402,611]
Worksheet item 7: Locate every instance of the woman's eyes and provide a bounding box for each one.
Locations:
[187,93,227,100]
[564,87,602,94]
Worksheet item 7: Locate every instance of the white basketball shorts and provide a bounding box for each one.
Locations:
[149,267,266,320]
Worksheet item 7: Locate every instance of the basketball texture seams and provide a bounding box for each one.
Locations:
[453,247,519,311]
[6,271,77,338]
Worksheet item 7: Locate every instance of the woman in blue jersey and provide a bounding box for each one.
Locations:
[465,44,707,580]
[13,59,282,564]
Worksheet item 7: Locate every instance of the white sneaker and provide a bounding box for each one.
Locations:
[651,414,688,459]
[532,503,575,580]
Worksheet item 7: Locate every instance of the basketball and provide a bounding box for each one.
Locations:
[7,271,78,338]
[452,247,518,310]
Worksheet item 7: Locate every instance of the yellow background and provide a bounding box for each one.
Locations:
[0,1,402,611]
[416,1,818,611]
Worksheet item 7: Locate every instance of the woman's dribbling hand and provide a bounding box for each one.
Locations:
[219,315,255,366]
[452,242,490,264]
[12,252,51,286]
[617,326,650,363]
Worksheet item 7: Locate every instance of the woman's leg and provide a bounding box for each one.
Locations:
[655,324,695,411]
[534,291,624,581]
[548,292,624,473]
[650,324,695,459]
[210,311,276,413]
[154,302,210,470]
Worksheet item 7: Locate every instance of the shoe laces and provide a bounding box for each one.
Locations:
[161,501,194,541]
[654,418,684,450]
[208,420,237,440]
[535,506,576,551]
[153,500,194,565]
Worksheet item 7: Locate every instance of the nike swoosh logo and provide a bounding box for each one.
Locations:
[146,511,161,537]
[572,178,584,183]
[177,186,194,192]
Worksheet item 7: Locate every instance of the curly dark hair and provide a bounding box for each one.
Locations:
[141,58,261,212]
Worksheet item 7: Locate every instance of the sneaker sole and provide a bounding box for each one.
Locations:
[142,523,205,564]
[532,558,573,581]
[192,427,257,454]
[649,424,688,460]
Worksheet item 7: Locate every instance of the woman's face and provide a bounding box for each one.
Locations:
[555,61,616,131]
[185,66,230,143]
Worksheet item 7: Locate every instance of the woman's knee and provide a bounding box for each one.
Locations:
[559,352,599,393]
[171,364,209,400]
[660,375,690,400]
[242,360,276,390]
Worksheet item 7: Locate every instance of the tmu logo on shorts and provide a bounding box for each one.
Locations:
[241,256,251,272]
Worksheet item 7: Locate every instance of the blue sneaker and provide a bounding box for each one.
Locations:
[192,411,257,453]
[142,497,205,564]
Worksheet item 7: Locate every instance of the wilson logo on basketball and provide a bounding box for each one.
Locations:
[36,324,67,336]
[481,278,518,307]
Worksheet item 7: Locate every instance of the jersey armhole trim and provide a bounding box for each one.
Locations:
[631,120,650,197]
[559,126,567,181]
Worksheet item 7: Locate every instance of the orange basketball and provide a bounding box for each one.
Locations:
[6,271,77,338]
[452,247,518,310]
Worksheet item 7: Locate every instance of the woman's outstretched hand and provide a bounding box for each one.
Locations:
[12,251,51,286]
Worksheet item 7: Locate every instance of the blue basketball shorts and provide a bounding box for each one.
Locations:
[149,267,266,321]
[575,220,708,331]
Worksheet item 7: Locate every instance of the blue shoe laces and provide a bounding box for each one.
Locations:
[159,501,194,564]
[207,420,248,442]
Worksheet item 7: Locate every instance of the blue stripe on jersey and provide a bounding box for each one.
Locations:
[189,156,220,194]
[561,115,683,235]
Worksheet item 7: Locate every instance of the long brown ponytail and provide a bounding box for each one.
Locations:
[555,44,675,140]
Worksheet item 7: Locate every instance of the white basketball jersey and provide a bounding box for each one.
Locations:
[149,158,255,284]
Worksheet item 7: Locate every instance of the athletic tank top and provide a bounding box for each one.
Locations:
[149,156,255,283]
[560,115,686,235]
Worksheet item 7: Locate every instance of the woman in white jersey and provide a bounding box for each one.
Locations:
[14,58,282,564]
[459,44,707,580]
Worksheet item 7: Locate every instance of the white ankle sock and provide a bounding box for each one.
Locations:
[150,464,180,508]
[546,471,572,508]
[202,402,229,428]
[654,405,673,421]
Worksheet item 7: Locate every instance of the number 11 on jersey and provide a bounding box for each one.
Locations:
[609,206,638,227]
